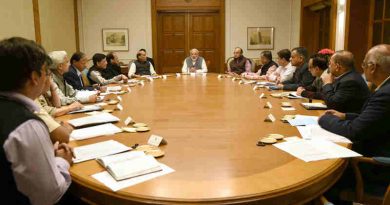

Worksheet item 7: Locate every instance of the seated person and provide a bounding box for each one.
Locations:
[319,44,390,204]
[37,78,83,117]
[128,50,157,78]
[227,47,251,75]
[49,51,97,106]
[321,50,370,113]
[296,53,329,99]
[139,48,155,68]
[102,52,122,79]
[64,51,94,90]
[266,49,296,83]
[88,53,128,85]
[242,50,278,79]
[181,48,208,73]
[0,37,73,204]
[275,47,315,90]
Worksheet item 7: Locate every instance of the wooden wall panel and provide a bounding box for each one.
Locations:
[156,0,220,10]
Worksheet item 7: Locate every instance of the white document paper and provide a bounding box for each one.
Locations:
[70,123,122,140]
[68,105,102,114]
[288,115,319,126]
[73,140,130,163]
[92,163,175,192]
[67,113,120,128]
[75,90,98,99]
[281,107,296,111]
[297,124,352,144]
[274,139,361,162]
[107,86,122,92]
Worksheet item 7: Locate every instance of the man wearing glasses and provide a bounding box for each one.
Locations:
[319,44,390,204]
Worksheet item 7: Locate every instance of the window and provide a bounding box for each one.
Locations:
[372,0,390,44]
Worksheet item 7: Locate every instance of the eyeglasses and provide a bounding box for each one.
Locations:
[361,61,374,69]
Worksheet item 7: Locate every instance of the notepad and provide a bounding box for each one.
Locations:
[67,113,120,128]
[301,102,328,110]
[70,123,122,140]
[68,105,102,114]
[105,155,162,181]
[73,140,131,163]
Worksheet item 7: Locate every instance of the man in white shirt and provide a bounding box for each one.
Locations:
[181,48,208,73]
[128,50,157,78]
[0,37,73,205]
[267,49,296,83]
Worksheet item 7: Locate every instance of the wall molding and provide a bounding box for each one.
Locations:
[32,0,41,43]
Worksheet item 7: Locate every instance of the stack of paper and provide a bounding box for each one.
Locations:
[287,115,319,126]
[67,113,119,128]
[73,140,130,163]
[68,105,102,114]
[297,124,352,144]
[274,139,361,162]
[70,123,122,140]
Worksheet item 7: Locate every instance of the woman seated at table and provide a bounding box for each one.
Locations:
[128,50,157,78]
[88,53,128,85]
[242,50,278,80]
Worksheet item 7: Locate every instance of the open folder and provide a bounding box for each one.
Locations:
[98,153,162,181]
[67,113,120,128]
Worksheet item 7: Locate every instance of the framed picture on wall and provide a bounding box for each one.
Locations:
[102,28,129,51]
[247,27,274,50]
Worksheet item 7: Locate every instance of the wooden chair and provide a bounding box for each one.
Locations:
[339,156,390,205]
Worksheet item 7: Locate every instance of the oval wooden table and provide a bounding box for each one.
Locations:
[62,73,348,205]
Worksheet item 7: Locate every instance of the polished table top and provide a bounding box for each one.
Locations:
[60,74,347,205]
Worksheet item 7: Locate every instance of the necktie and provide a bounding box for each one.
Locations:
[79,74,84,87]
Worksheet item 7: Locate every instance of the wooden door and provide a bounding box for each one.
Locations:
[157,13,187,74]
[157,12,219,73]
[189,13,219,73]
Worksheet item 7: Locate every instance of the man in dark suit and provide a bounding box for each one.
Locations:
[319,44,390,204]
[64,52,94,90]
[102,52,121,79]
[321,50,370,113]
[278,47,315,90]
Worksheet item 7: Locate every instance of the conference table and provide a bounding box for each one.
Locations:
[60,73,348,205]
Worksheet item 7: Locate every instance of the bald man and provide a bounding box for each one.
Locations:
[181,48,207,73]
[228,47,251,75]
[321,50,370,113]
[319,45,390,203]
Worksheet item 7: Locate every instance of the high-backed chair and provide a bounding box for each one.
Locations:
[339,156,390,205]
